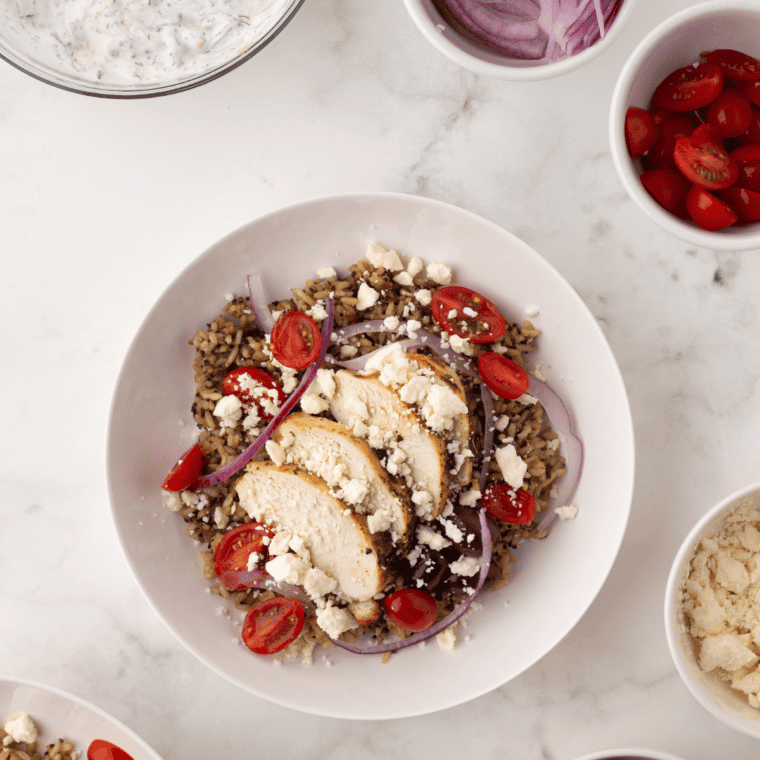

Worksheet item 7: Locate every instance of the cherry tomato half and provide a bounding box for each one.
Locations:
[222,366,286,419]
[731,144,760,193]
[706,88,753,138]
[674,131,738,190]
[645,115,696,169]
[719,186,760,222]
[242,596,305,655]
[88,740,135,760]
[213,522,276,590]
[652,63,723,112]
[686,184,739,230]
[625,107,658,158]
[161,443,205,492]
[430,285,506,344]
[383,589,437,633]
[478,351,529,400]
[270,311,322,370]
[482,483,536,525]
[640,168,691,218]
[704,49,760,83]
[744,80,760,108]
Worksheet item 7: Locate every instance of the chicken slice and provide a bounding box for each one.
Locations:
[271,413,415,549]
[407,352,473,487]
[328,369,449,518]
[236,462,388,602]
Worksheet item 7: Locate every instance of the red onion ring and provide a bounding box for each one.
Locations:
[478,384,496,491]
[330,507,493,654]
[218,567,313,607]
[527,374,584,530]
[247,274,275,335]
[192,299,334,490]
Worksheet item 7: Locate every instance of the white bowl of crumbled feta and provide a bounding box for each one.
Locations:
[107,191,634,719]
[665,481,760,739]
[0,0,305,97]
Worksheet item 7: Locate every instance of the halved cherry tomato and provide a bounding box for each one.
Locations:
[645,115,696,169]
[674,131,738,190]
[720,185,760,222]
[640,168,691,218]
[690,122,725,148]
[430,285,506,344]
[704,49,760,83]
[222,366,286,419]
[686,184,739,230]
[478,351,529,400]
[270,310,322,370]
[482,483,536,525]
[161,443,205,492]
[213,522,276,590]
[242,596,305,655]
[731,144,760,193]
[744,80,760,108]
[88,740,135,760]
[383,589,437,633]
[625,107,658,157]
[706,88,753,138]
[652,63,723,112]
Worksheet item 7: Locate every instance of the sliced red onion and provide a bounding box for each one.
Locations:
[247,274,275,335]
[192,299,334,490]
[330,507,493,655]
[218,567,313,607]
[331,339,426,371]
[478,384,496,491]
[333,318,387,341]
[527,374,584,530]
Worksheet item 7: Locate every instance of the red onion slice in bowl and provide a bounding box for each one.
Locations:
[218,567,314,608]
[247,273,275,335]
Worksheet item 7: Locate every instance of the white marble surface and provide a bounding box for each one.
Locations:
[1,0,759,758]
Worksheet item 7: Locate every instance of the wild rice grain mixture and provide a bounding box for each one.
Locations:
[0,714,78,760]
[162,244,566,659]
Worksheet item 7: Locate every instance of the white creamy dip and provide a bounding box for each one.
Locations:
[0,0,294,86]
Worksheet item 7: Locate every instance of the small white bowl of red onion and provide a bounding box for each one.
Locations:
[401,0,638,81]
[609,1,760,251]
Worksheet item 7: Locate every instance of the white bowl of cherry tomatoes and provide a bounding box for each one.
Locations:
[610,0,760,251]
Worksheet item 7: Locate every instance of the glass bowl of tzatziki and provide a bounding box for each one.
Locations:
[0,0,305,97]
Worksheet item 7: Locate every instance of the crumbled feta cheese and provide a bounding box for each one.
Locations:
[317,605,359,638]
[437,626,457,650]
[315,368,336,399]
[459,489,481,507]
[450,556,480,576]
[214,506,229,529]
[406,319,422,339]
[415,288,432,306]
[266,554,309,585]
[304,567,338,599]
[515,393,538,406]
[427,262,453,285]
[417,525,450,550]
[317,266,337,279]
[442,519,463,543]
[495,444,527,489]
[307,301,329,322]
[365,242,404,271]
[494,414,510,432]
[449,334,472,354]
[393,271,414,287]
[340,344,359,358]
[525,305,539,317]
[555,505,578,520]
[407,256,424,277]
[162,490,183,512]
[4,714,38,745]
[213,394,243,428]
[383,315,401,331]
[356,282,380,310]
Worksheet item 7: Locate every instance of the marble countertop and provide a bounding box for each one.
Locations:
[2,0,759,758]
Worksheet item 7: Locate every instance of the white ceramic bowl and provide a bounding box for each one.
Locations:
[107,191,634,719]
[665,481,760,739]
[402,0,637,81]
[0,676,162,760]
[0,0,304,98]
[610,1,760,251]
[573,751,688,760]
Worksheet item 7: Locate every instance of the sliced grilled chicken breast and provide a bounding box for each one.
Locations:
[328,369,449,518]
[236,462,388,602]
[407,352,473,486]
[271,413,415,549]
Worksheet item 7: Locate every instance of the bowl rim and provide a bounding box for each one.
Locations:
[0,0,306,99]
[609,0,760,251]
[664,480,760,740]
[572,749,688,760]
[401,0,639,81]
